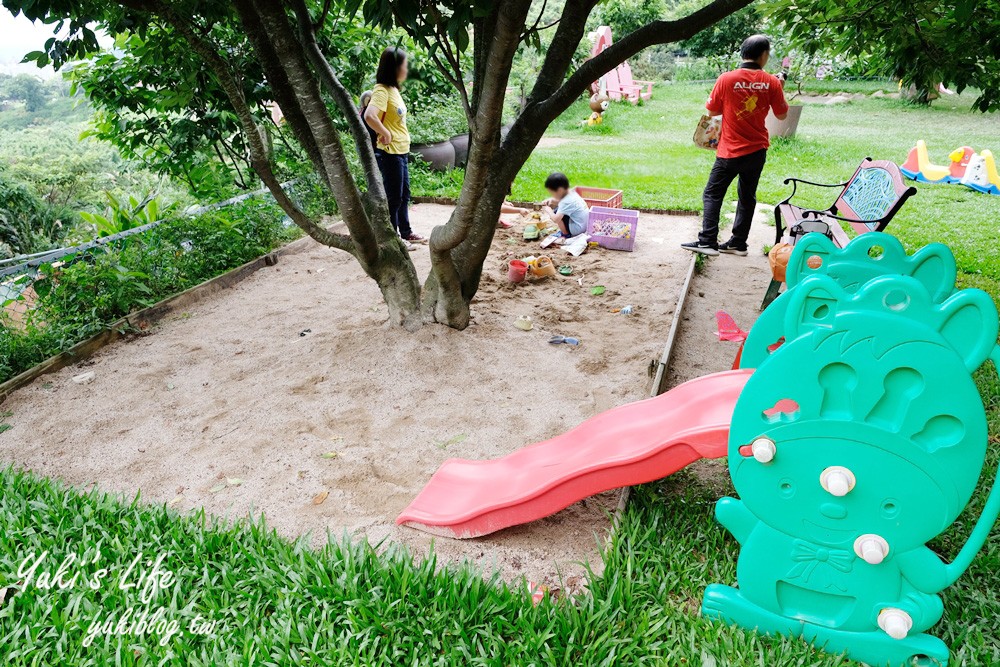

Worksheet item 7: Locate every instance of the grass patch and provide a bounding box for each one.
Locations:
[5,399,1000,667]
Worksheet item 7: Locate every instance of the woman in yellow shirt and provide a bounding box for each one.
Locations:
[364,47,424,245]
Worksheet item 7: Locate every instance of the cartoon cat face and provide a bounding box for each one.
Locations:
[731,426,950,551]
[729,275,996,553]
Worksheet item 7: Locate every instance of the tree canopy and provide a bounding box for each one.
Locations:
[0,73,48,112]
[773,0,1000,110]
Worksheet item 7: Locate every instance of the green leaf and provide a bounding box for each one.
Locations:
[32,279,52,298]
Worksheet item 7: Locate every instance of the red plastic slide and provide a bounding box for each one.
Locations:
[397,369,752,538]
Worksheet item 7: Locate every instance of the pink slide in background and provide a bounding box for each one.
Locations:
[397,369,752,539]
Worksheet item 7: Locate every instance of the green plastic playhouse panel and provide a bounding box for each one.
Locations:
[741,233,959,370]
[703,247,1000,666]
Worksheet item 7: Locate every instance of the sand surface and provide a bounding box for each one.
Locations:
[667,206,774,492]
[0,204,698,586]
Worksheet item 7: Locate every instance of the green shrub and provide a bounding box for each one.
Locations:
[630,45,678,82]
[79,192,177,238]
[674,58,727,82]
[407,94,468,145]
[594,0,666,36]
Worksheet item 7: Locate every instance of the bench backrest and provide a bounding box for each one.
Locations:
[834,159,915,235]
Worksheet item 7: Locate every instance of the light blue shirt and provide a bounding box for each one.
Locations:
[556,191,589,237]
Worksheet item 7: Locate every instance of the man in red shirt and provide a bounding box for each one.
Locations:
[682,35,789,256]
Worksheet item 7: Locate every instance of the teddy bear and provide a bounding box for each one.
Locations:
[582,92,610,126]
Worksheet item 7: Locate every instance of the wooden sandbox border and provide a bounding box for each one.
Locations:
[608,252,699,536]
[0,233,319,405]
[412,196,698,218]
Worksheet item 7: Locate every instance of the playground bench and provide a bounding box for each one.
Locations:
[763,158,917,308]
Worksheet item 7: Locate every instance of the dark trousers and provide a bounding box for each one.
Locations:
[375,150,412,237]
[699,148,767,247]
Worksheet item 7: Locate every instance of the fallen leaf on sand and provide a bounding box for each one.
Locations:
[209,483,227,494]
[226,478,243,486]
[436,433,469,449]
[320,452,339,459]
[312,491,329,505]
[168,495,183,507]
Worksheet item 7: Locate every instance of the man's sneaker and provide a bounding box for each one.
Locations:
[719,240,748,256]
[403,233,427,244]
[681,240,719,256]
[403,240,416,252]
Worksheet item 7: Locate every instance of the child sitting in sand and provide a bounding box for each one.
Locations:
[541,172,588,238]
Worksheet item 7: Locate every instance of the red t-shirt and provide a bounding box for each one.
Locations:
[707,67,789,159]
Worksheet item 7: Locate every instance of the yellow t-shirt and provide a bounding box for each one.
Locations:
[369,83,410,154]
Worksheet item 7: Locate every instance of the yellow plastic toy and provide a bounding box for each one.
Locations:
[900,140,951,183]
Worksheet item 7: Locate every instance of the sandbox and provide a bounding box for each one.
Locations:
[0,204,698,585]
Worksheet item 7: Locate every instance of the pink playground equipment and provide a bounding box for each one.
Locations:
[397,370,751,538]
[589,26,653,104]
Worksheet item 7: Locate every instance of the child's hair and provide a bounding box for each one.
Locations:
[544,172,570,191]
[360,90,372,110]
[375,47,407,88]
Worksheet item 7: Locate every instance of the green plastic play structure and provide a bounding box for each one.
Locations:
[702,232,1000,666]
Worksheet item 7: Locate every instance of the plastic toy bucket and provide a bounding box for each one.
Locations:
[508,260,528,283]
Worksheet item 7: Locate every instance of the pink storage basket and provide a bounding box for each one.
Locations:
[588,206,639,251]
[574,186,623,209]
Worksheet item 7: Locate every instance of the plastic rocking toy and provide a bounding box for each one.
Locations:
[703,232,1000,667]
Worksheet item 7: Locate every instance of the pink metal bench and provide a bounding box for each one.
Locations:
[763,158,917,308]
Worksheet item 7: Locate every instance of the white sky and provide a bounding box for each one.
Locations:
[0,11,82,77]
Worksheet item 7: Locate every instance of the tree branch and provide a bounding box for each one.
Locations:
[523,0,550,39]
[391,4,472,119]
[542,0,756,117]
[430,0,533,254]
[238,0,385,261]
[118,0,356,255]
[528,0,598,101]
[287,0,384,199]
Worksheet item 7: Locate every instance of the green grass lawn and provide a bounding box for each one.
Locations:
[414,81,1000,289]
[5,405,1000,667]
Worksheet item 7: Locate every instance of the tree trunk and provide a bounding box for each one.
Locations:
[420,0,756,329]
[420,1,533,329]
[371,240,423,330]
[421,179,509,328]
